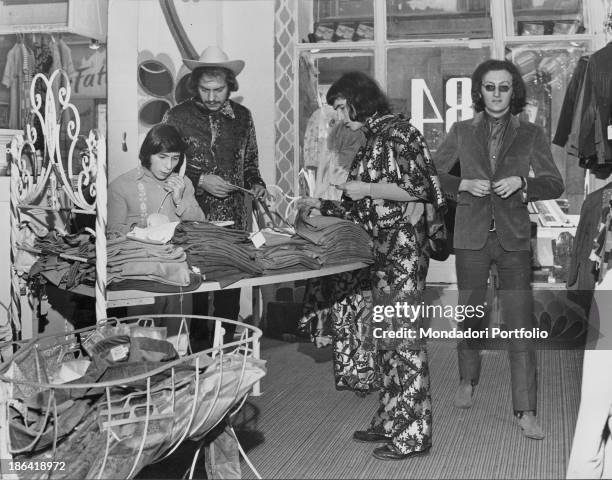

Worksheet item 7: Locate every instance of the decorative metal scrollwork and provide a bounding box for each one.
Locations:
[10,69,99,211]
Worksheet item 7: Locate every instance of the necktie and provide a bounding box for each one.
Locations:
[488,118,505,174]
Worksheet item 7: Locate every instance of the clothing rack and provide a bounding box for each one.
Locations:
[8,68,107,338]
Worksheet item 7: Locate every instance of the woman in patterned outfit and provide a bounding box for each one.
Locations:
[299,72,446,461]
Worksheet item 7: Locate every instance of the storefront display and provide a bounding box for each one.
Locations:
[295,1,603,216]
[508,0,584,36]
[3,0,612,476]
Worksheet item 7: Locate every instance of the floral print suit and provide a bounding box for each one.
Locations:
[163,98,266,230]
[320,113,446,454]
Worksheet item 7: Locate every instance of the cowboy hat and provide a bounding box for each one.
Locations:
[183,46,245,76]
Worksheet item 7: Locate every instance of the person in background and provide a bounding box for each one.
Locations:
[108,123,205,335]
[299,71,446,460]
[163,45,267,345]
[433,59,564,440]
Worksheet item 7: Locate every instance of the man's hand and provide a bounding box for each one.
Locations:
[459,179,491,197]
[251,184,267,199]
[198,174,233,198]
[492,176,522,199]
[336,181,370,200]
[296,197,321,210]
[164,175,186,205]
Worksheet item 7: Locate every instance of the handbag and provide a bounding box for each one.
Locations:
[426,202,452,262]
[427,160,460,262]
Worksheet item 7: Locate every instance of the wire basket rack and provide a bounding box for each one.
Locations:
[0,315,265,479]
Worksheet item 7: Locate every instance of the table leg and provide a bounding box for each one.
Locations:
[252,286,261,329]
[20,290,35,340]
[251,285,262,397]
[252,336,261,397]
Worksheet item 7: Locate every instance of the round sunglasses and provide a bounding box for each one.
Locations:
[482,84,512,93]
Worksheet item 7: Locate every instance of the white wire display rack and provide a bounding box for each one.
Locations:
[0,315,265,479]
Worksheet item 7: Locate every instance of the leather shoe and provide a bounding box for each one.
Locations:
[352,430,391,444]
[372,444,431,461]
[453,381,474,409]
[517,411,545,440]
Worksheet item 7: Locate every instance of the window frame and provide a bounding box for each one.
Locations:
[293,0,607,186]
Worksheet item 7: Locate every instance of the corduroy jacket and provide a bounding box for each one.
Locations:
[434,112,564,251]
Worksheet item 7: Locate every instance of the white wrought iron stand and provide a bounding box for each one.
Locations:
[8,68,107,341]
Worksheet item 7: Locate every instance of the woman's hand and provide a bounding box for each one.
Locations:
[492,176,522,199]
[164,175,186,205]
[337,181,370,200]
[198,174,233,198]
[296,197,321,210]
[459,179,491,197]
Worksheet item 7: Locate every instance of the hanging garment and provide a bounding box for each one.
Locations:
[57,38,75,79]
[567,236,612,478]
[312,121,367,200]
[578,43,612,167]
[299,54,320,144]
[303,105,336,169]
[553,55,589,148]
[2,42,34,129]
[567,183,612,291]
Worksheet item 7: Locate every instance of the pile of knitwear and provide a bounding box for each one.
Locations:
[254,233,323,274]
[171,221,263,286]
[250,212,374,273]
[28,216,374,292]
[293,210,374,265]
[29,233,192,289]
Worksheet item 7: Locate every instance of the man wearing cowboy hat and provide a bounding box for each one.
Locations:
[163,45,267,345]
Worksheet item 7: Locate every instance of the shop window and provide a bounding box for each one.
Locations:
[386,0,492,39]
[506,41,590,214]
[508,0,585,36]
[292,0,598,210]
[297,49,374,196]
[506,42,588,139]
[298,0,375,43]
[387,44,492,149]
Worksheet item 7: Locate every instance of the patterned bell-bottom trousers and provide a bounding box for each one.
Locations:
[369,346,432,454]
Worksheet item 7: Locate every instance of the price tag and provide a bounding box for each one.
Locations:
[110,344,129,362]
[607,125,612,140]
[249,230,266,249]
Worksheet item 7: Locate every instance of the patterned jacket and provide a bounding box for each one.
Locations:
[321,113,447,242]
[163,98,266,230]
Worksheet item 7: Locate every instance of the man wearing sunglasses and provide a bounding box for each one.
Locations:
[434,59,564,441]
